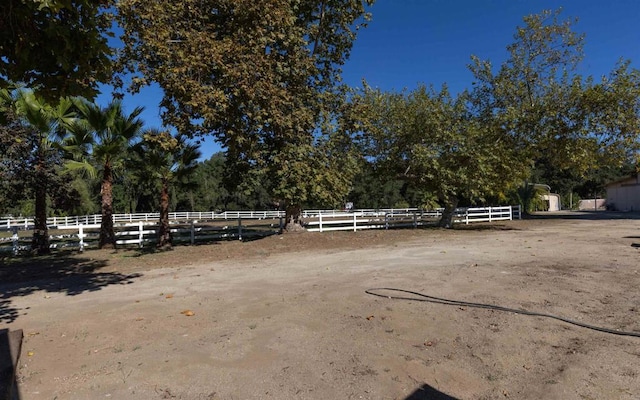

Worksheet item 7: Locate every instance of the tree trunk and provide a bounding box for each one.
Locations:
[157,179,171,248]
[438,195,459,229]
[99,165,116,249]
[31,157,50,255]
[283,203,305,232]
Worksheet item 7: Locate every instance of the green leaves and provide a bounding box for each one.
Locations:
[470,8,640,193]
[357,82,528,217]
[0,0,114,100]
[117,0,374,216]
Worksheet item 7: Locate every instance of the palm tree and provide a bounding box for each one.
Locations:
[70,99,144,249]
[8,90,75,254]
[132,129,201,248]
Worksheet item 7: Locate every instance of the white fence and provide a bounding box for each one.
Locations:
[0,218,282,254]
[0,210,285,230]
[0,206,520,231]
[306,206,520,232]
[0,206,521,254]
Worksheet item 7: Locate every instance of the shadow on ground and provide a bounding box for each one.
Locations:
[525,211,640,221]
[453,223,519,231]
[0,254,141,324]
[404,383,459,400]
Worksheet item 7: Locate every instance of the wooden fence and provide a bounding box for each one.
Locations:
[0,206,521,254]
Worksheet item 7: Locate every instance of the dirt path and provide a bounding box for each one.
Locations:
[2,213,640,399]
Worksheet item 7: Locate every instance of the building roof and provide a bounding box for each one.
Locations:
[605,174,640,187]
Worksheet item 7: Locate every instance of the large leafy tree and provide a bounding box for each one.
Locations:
[132,130,200,248]
[0,0,114,100]
[177,153,230,212]
[3,90,75,253]
[0,105,39,214]
[116,0,373,229]
[358,84,525,228]
[68,100,144,249]
[469,9,640,193]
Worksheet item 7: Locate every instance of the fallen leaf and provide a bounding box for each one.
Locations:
[27,351,34,357]
[181,310,195,317]
[135,317,144,321]
[165,294,173,299]
[28,332,40,337]
[366,315,374,320]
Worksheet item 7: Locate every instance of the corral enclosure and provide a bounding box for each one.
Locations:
[1,212,640,399]
[1,206,520,253]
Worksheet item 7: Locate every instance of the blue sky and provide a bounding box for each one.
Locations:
[98,0,640,159]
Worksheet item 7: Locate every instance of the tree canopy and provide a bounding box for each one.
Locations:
[117,0,374,226]
[357,84,526,227]
[469,9,640,183]
[0,0,114,100]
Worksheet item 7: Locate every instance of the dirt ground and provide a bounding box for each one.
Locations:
[1,212,640,400]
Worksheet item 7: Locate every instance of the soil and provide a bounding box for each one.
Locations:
[1,212,640,400]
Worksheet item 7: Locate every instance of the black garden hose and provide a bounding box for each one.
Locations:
[365,287,640,338]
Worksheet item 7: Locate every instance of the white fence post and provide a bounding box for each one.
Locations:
[465,209,469,225]
[319,211,323,233]
[78,224,85,252]
[489,207,492,222]
[238,216,242,241]
[509,206,513,221]
[11,227,19,256]
[353,213,357,232]
[138,221,144,248]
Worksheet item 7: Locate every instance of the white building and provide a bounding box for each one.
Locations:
[605,174,640,211]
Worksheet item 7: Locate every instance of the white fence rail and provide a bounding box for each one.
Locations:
[0,210,285,230]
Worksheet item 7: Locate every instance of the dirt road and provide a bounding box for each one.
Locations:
[2,213,640,399]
